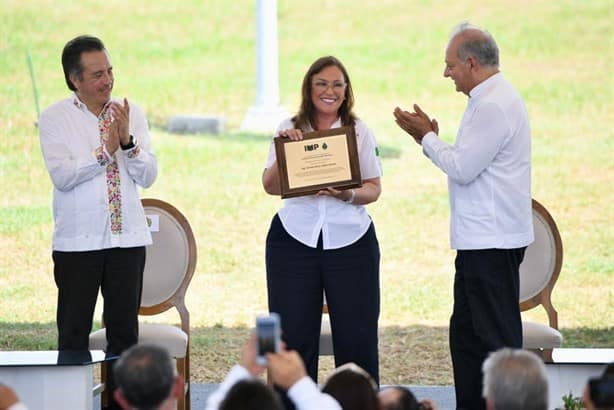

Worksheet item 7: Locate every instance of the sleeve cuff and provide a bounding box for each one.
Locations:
[421,131,438,158]
[123,145,141,159]
[288,376,341,409]
[288,376,317,399]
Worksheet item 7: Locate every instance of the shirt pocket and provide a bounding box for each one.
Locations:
[455,198,495,238]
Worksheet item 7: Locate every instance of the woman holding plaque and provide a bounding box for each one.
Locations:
[262,56,382,387]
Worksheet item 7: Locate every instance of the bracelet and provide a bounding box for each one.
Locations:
[345,189,356,204]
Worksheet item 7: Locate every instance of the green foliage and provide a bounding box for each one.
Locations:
[561,391,584,410]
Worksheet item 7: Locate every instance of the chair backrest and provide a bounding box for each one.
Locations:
[519,199,563,328]
[140,199,197,331]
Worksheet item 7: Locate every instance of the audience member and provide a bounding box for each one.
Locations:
[219,379,282,410]
[583,362,614,410]
[113,344,183,410]
[379,385,437,410]
[481,348,548,410]
[206,333,340,410]
[0,385,27,410]
[321,363,379,410]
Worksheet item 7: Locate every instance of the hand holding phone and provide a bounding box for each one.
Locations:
[256,313,281,366]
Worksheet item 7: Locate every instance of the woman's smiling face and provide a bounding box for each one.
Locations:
[310,64,347,118]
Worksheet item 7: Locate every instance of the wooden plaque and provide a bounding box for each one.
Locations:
[274,126,362,199]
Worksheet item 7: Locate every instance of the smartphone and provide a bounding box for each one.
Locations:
[589,377,614,407]
[256,313,281,366]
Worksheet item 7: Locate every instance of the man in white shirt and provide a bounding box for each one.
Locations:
[393,22,533,410]
[39,35,157,409]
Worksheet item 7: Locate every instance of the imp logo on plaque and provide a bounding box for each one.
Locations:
[304,143,319,152]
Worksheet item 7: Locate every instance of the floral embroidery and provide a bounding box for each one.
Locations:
[126,146,140,159]
[95,146,111,166]
[99,103,122,234]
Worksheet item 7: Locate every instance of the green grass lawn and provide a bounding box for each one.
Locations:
[1,0,612,384]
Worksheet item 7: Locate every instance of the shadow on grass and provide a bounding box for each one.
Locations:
[2,322,611,385]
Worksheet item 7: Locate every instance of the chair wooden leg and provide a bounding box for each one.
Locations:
[542,348,554,363]
[176,357,189,410]
[185,350,191,410]
[526,348,554,363]
[101,361,108,409]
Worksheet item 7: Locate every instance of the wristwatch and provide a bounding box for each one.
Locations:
[120,135,136,150]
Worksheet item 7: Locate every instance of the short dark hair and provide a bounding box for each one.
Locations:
[380,386,421,410]
[322,364,379,410]
[114,344,176,410]
[61,35,105,91]
[219,379,282,410]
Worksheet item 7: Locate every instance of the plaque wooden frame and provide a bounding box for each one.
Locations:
[274,126,362,199]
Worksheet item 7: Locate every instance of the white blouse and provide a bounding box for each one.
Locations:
[265,118,382,249]
[39,95,157,252]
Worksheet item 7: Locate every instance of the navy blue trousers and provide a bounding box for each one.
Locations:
[450,247,525,410]
[266,214,380,385]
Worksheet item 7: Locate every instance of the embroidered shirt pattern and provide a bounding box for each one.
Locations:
[99,104,122,234]
[126,145,141,159]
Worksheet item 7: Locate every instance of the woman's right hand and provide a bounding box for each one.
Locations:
[278,128,303,141]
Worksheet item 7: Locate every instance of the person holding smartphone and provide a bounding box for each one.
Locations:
[205,332,341,410]
[262,55,383,395]
[256,313,281,366]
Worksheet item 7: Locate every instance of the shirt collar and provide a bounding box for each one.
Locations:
[469,72,503,100]
[72,93,88,112]
[72,93,113,117]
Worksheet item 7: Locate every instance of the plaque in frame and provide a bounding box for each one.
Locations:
[274,126,362,199]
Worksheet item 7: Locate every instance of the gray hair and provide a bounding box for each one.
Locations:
[114,344,176,410]
[482,348,548,410]
[450,22,499,68]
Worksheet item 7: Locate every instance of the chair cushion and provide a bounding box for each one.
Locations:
[522,321,563,349]
[319,318,334,356]
[88,323,188,358]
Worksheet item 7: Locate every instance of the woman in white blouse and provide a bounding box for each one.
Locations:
[262,56,383,394]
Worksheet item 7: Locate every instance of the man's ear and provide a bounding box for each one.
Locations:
[171,375,185,399]
[68,73,78,91]
[467,55,478,71]
[113,389,132,410]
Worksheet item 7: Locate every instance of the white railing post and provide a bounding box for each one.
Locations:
[241,0,289,133]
